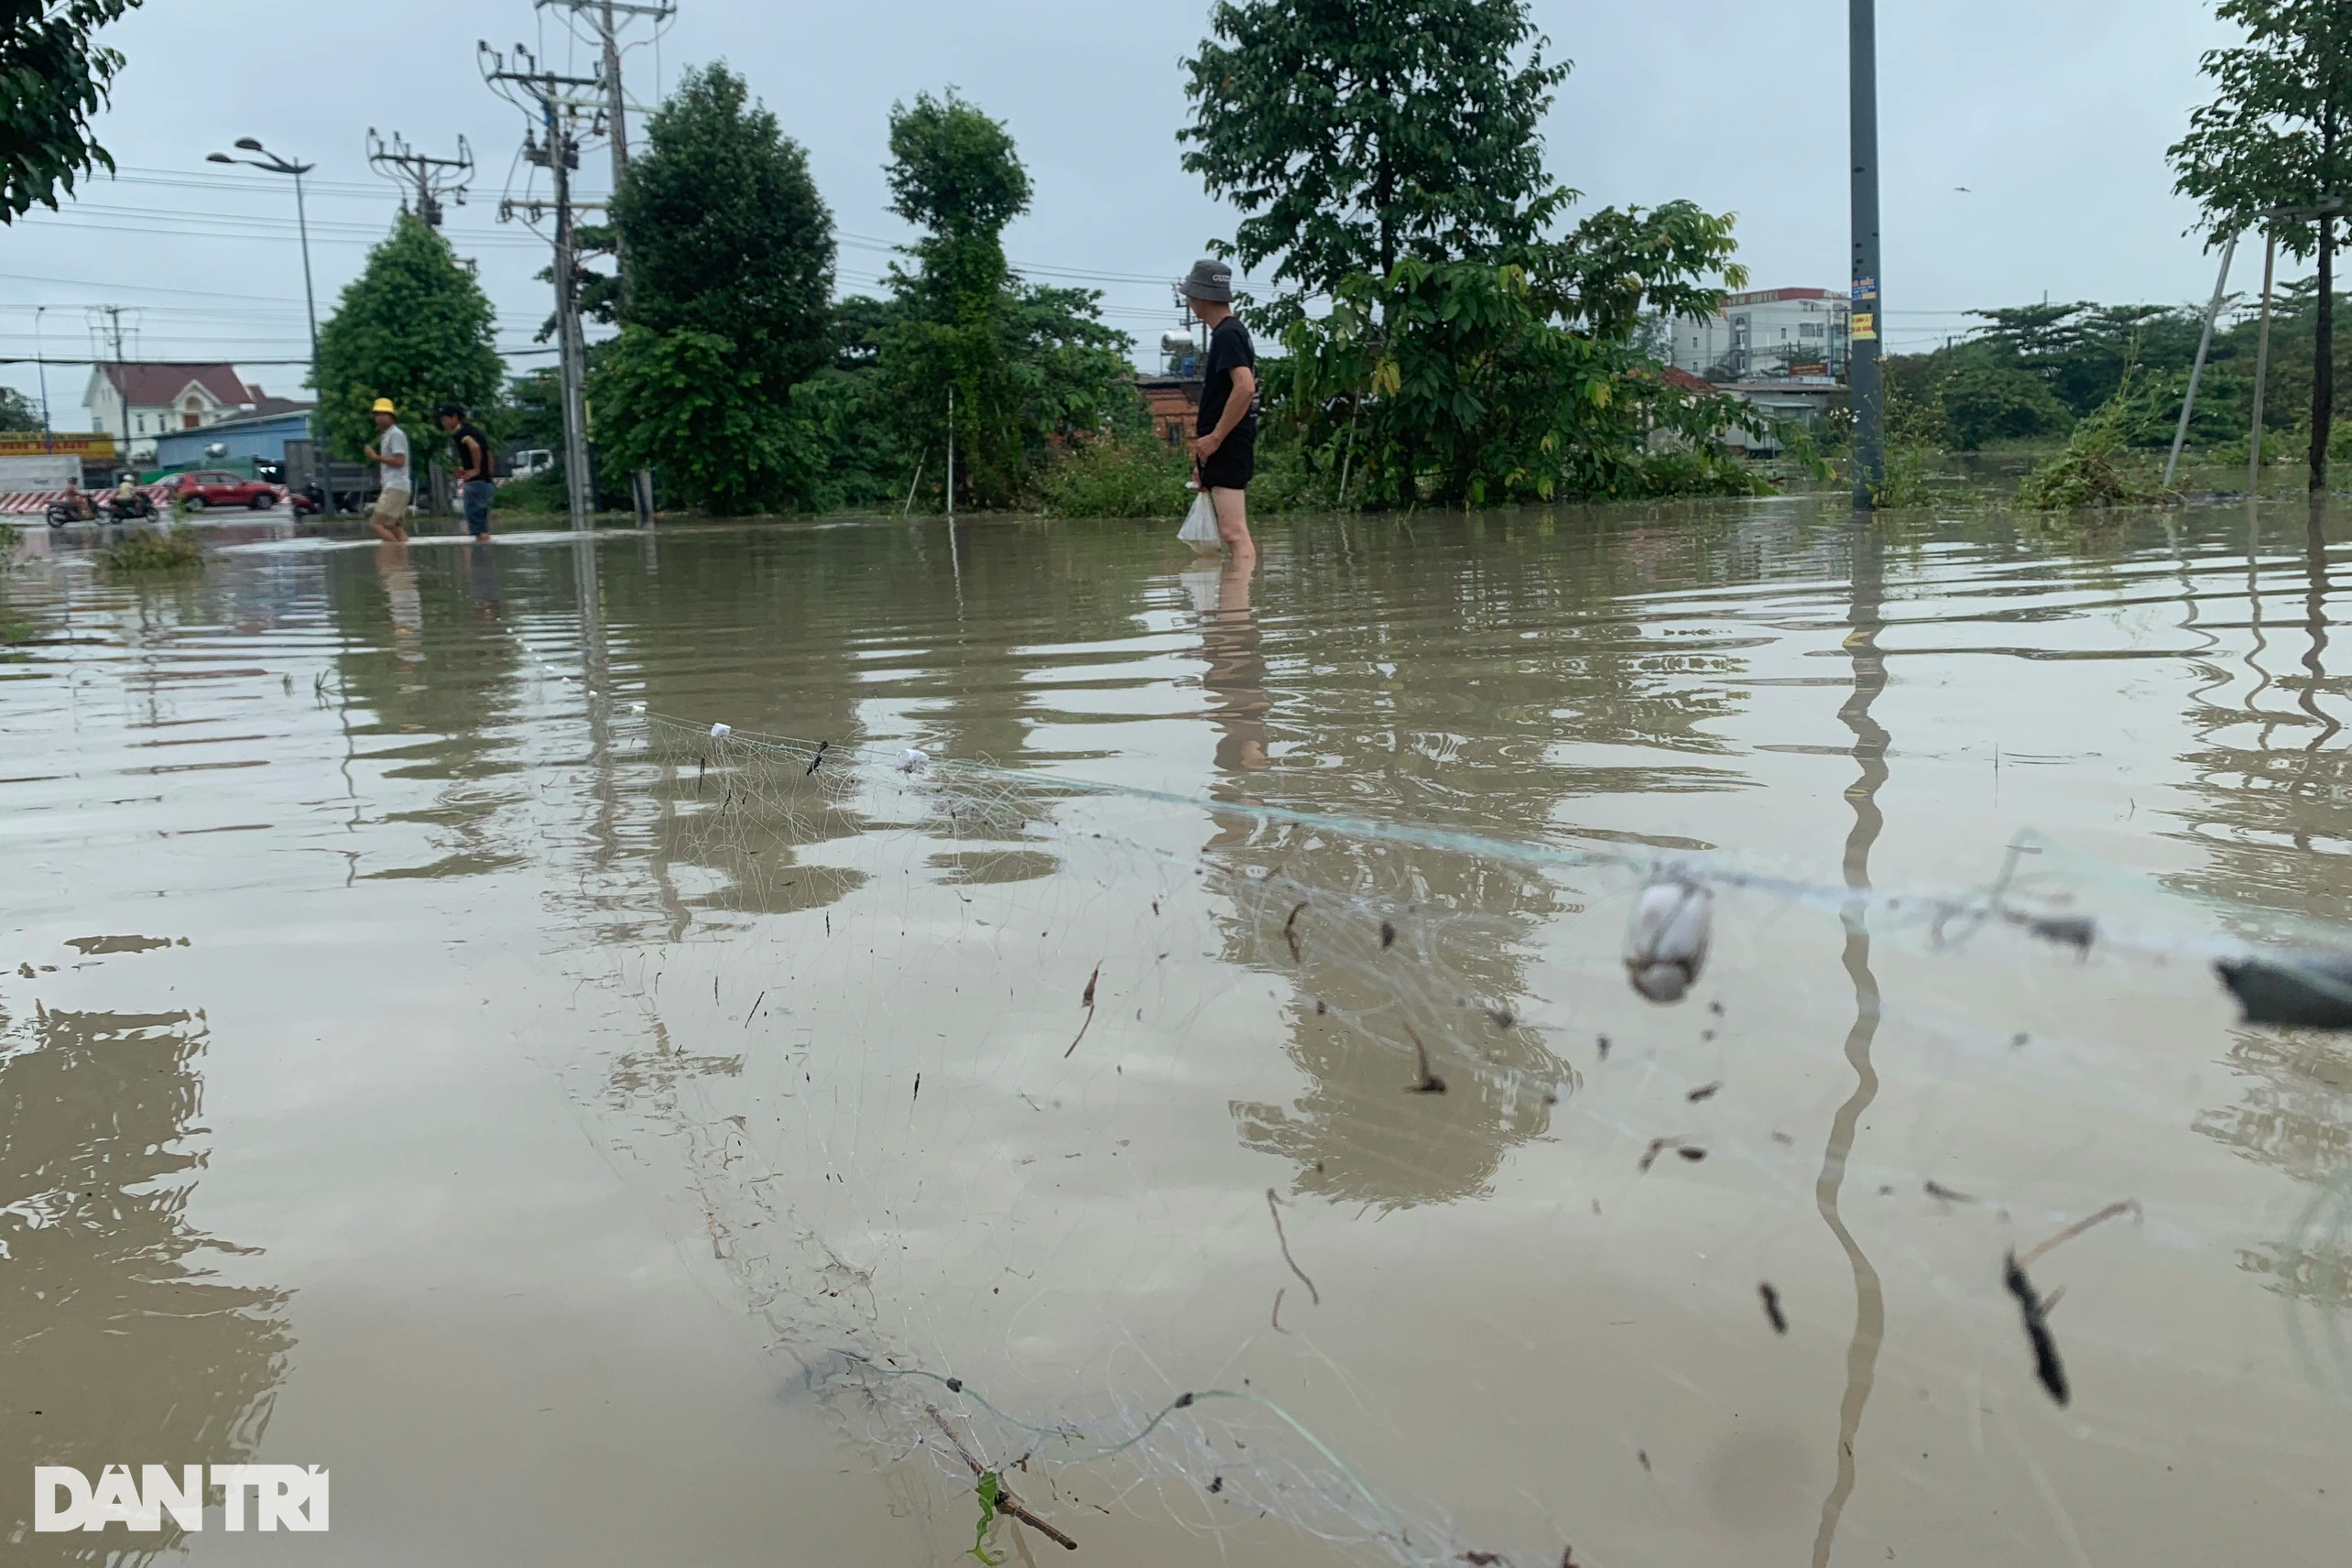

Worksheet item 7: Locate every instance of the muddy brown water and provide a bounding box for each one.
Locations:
[4,498,2350,1564]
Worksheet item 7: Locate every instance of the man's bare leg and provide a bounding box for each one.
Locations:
[1211,486,1255,567]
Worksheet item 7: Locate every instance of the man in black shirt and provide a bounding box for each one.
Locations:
[436,402,495,538]
[1182,257,1258,566]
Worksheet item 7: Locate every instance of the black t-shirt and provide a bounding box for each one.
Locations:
[1196,315,1258,436]
[450,423,491,482]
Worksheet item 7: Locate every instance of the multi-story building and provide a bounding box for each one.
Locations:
[1670,287,1850,383]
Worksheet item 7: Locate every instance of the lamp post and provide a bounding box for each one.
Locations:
[209,138,330,509]
[33,304,51,452]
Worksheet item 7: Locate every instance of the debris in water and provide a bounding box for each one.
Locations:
[1380,920,1398,951]
[1676,1146,1707,1162]
[1638,1137,1684,1173]
[912,1073,921,1104]
[1284,901,1307,963]
[805,739,830,776]
[1209,1476,1224,1495]
[1759,1281,1788,1334]
[1486,1006,1515,1029]
[2216,951,2352,1029]
[1064,964,1102,1058]
[2002,1252,2069,1406]
[2019,1198,2140,1268]
[1625,877,1712,1003]
[928,1407,1078,1552]
[1270,1288,1288,1333]
[1266,1189,1322,1305]
[1686,1081,1722,1103]
[1924,1180,1976,1204]
[1637,1450,1651,1473]
[708,723,730,739]
[1404,1028,1446,1094]
[2019,912,2095,955]
[1595,1034,1611,1061]
[1459,1554,1504,1566]
[900,746,931,773]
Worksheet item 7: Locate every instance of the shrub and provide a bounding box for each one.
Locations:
[98,528,207,572]
[1033,436,1192,518]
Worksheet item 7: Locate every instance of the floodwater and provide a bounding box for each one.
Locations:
[4,496,2351,1564]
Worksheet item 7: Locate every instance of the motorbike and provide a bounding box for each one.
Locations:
[46,497,96,528]
[101,491,157,522]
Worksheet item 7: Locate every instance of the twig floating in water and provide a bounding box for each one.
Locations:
[805,739,830,776]
[1265,1188,1322,1306]
[1639,1137,1680,1173]
[1064,964,1101,1059]
[2002,1251,2069,1406]
[2018,1198,2140,1269]
[1270,1287,1288,1333]
[912,1073,921,1104]
[1284,901,1307,964]
[1686,1081,1722,1103]
[1759,1281,1788,1334]
[743,989,767,1029]
[1924,1180,1976,1203]
[1404,1027,1446,1094]
[927,1407,1078,1552]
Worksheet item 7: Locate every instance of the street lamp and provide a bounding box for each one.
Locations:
[33,304,51,452]
[209,137,332,510]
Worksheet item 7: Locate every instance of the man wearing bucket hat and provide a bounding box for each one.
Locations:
[1181,257,1257,566]
[361,397,413,543]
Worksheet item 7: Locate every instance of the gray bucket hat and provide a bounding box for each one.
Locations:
[1180,257,1234,303]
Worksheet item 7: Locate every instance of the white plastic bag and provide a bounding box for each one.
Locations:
[1178,489,1222,555]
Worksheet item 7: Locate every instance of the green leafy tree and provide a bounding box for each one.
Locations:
[2,0,143,222]
[2172,0,2352,491]
[1180,0,1572,326]
[1184,0,1754,506]
[879,89,1134,508]
[313,217,501,464]
[593,63,838,513]
[0,384,42,428]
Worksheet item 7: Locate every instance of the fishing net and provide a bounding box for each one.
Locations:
[500,646,2352,1565]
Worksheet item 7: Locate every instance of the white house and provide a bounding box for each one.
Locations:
[1671,288,1851,384]
[82,364,293,462]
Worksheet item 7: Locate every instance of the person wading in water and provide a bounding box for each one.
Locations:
[1182,257,1258,568]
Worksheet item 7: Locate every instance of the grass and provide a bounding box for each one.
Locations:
[1032,436,1193,519]
[97,527,208,572]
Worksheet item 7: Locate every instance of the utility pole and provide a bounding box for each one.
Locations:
[96,305,131,468]
[537,0,672,527]
[366,129,474,228]
[484,43,603,531]
[1847,0,1884,509]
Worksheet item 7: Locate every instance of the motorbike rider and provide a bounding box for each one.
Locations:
[58,478,93,519]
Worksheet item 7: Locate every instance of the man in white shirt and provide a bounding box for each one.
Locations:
[363,397,412,542]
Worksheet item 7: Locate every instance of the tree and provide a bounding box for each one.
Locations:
[594,63,838,513]
[0,384,42,429]
[1180,0,1572,326]
[2,0,143,223]
[2172,0,2352,491]
[879,90,1133,508]
[314,217,502,465]
[1182,0,1758,506]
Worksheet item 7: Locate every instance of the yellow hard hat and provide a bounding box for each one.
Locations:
[370,397,397,414]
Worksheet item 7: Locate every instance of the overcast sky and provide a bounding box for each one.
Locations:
[0,0,2248,425]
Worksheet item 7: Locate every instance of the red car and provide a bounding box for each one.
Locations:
[172,470,285,511]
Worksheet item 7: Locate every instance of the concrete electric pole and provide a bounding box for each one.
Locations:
[483,43,603,531]
[536,0,673,527]
[1848,0,1884,509]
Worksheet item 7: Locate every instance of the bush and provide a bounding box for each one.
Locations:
[98,528,207,572]
[1033,436,1192,518]
[2017,365,2170,511]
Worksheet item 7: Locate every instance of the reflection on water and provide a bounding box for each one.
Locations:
[1811,522,1889,1568]
[0,1005,290,1562]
